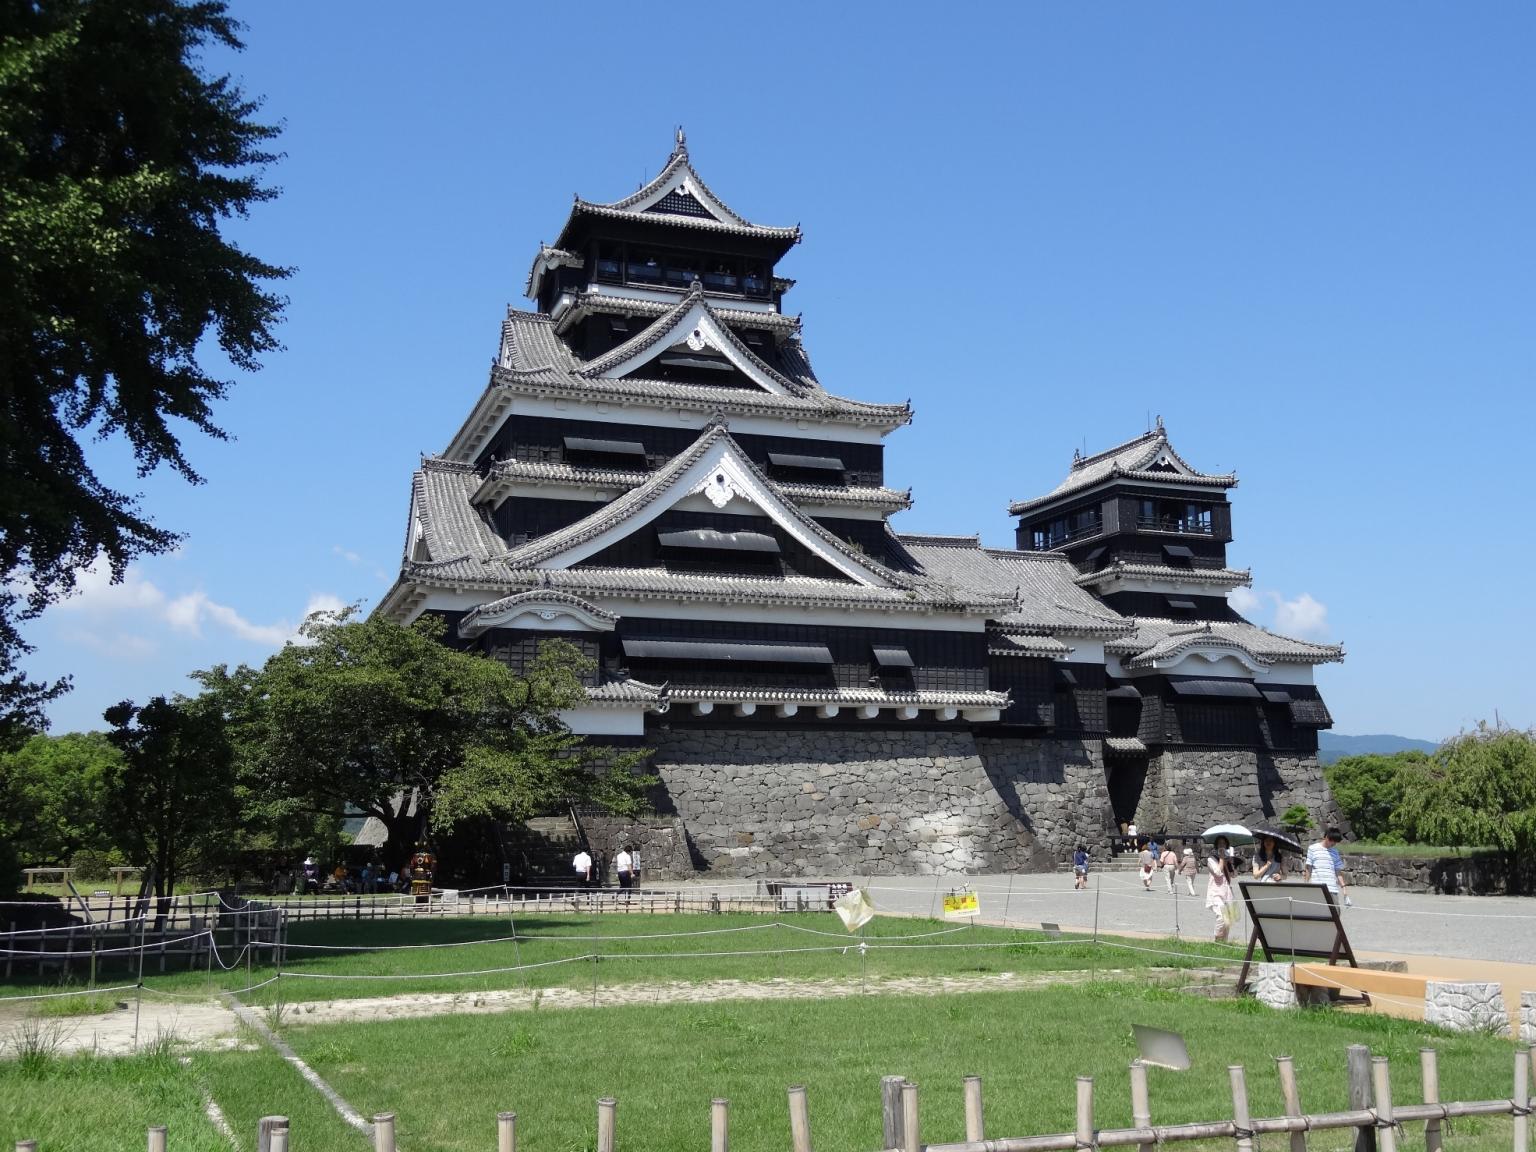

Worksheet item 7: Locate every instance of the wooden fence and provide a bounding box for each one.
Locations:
[13,1045,1533,1152]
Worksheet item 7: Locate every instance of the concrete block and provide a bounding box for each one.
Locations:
[1424,981,1509,1036]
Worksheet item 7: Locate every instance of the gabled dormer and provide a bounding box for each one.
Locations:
[527,131,800,315]
[1008,419,1240,605]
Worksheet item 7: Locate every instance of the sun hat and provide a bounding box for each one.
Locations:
[1182,848,1193,855]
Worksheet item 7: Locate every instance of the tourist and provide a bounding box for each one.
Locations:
[1252,836,1286,883]
[1303,827,1350,906]
[1138,840,1156,891]
[573,847,593,886]
[1178,847,1198,895]
[1160,843,1178,892]
[1206,836,1238,941]
[1072,844,1090,890]
[615,846,634,890]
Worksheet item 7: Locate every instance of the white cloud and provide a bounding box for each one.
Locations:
[332,545,364,566]
[1273,592,1330,640]
[59,627,159,661]
[56,554,342,652]
[1231,584,1332,641]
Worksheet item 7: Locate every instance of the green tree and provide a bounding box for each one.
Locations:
[103,691,239,897]
[0,0,289,736]
[210,612,652,863]
[1392,723,1536,854]
[1323,751,1425,842]
[0,731,119,871]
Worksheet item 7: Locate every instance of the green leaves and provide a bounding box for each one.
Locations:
[1390,722,1536,854]
[0,0,289,733]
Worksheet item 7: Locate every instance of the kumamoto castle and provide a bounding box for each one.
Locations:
[378,134,1346,878]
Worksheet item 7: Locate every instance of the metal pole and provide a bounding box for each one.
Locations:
[132,903,147,1051]
[1091,889,1101,981]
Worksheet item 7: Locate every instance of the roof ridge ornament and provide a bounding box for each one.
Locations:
[1155,413,1165,433]
[675,125,687,156]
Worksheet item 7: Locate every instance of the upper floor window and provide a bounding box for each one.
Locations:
[1030,506,1102,550]
[1137,499,1214,535]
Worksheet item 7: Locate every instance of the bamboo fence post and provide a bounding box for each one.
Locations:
[1420,1049,1441,1152]
[270,1124,289,1152]
[373,1112,397,1152]
[790,1086,814,1152]
[1373,1057,1397,1152]
[964,1077,985,1143]
[147,1125,167,1152]
[498,1111,517,1152]
[16,1142,38,1151]
[1277,1056,1307,1152]
[257,1115,288,1152]
[1076,1078,1094,1152]
[597,1098,617,1152]
[712,1098,730,1152]
[1230,1066,1255,1152]
[883,1076,908,1151]
[1349,1046,1377,1152]
[1130,1061,1153,1152]
[902,1082,920,1152]
[1515,1047,1531,1152]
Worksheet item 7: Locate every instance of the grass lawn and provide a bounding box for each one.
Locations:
[0,913,1241,1007]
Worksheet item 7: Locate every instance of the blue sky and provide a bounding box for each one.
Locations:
[19,3,1535,741]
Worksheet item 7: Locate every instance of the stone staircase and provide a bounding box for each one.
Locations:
[505,812,587,886]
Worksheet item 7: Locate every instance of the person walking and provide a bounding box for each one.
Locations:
[1072,844,1090,890]
[615,846,634,891]
[1178,847,1198,895]
[1252,835,1287,883]
[1303,827,1350,905]
[1160,843,1178,892]
[572,847,593,887]
[1138,840,1156,891]
[1206,835,1238,941]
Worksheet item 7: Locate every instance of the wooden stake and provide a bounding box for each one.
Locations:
[1130,1062,1153,1152]
[902,1081,920,1152]
[1418,1049,1441,1152]
[498,1110,517,1152]
[270,1125,289,1152]
[883,1076,908,1151]
[147,1126,167,1152]
[1349,1046,1377,1152]
[16,1142,38,1152]
[1515,1047,1530,1152]
[965,1077,985,1143]
[597,1098,617,1152]
[790,1086,814,1152]
[257,1115,288,1152]
[712,1098,730,1152]
[1372,1057,1397,1152]
[1230,1066,1255,1152]
[1076,1078,1094,1152]
[373,1112,397,1152]
[1277,1056,1308,1152]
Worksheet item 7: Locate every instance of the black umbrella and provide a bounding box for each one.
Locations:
[1252,828,1303,854]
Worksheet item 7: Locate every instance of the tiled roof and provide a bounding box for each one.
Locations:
[523,245,584,298]
[897,537,1135,639]
[554,136,800,247]
[586,677,665,705]
[1008,422,1237,515]
[1106,618,1344,668]
[413,460,504,564]
[987,633,1073,659]
[458,590,616,638]
[1104,737,1148,755]
[661,685,1009,709]
[1075,562,1253,590]
[550,293,801,337]
[471,457,911,514]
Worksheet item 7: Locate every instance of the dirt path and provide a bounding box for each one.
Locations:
[2,967,1212,1055]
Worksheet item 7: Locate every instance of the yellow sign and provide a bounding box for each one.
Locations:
[942,890,980,919]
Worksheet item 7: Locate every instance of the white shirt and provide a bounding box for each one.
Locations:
[615,850,633,874]
[573,851,592,874]
[1305,842,1344,893]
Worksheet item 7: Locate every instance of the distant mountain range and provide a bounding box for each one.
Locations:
[1317,732,1439,765]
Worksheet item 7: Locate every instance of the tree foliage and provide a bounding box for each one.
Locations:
[0,730,118,864]
[0,0,289,732]
[103,691,239,896]
[211,611,653,862]
[1391,723,1536,855]
[1323,750,1426,842]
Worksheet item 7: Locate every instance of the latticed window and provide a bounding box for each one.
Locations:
[649,189,712,217]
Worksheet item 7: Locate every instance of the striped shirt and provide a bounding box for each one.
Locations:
[1305,842,1344,894]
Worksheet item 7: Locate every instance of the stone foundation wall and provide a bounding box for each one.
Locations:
[1137,748,1342,833]
[1345,851,1534,895]
[644,728,1109,877]
[579,814,692,882]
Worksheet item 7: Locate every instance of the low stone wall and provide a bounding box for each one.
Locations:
[1424,981,1509,1036]
[1346,851,1533,895]
[579,813,692,882]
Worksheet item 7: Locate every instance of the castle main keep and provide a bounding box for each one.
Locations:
[378,134,1344,876]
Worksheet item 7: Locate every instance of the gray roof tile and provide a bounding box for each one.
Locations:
[1009,423,1237,515]
[1106,618,1344,667]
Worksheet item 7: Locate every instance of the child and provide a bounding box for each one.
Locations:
[1072,844,1090,890]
